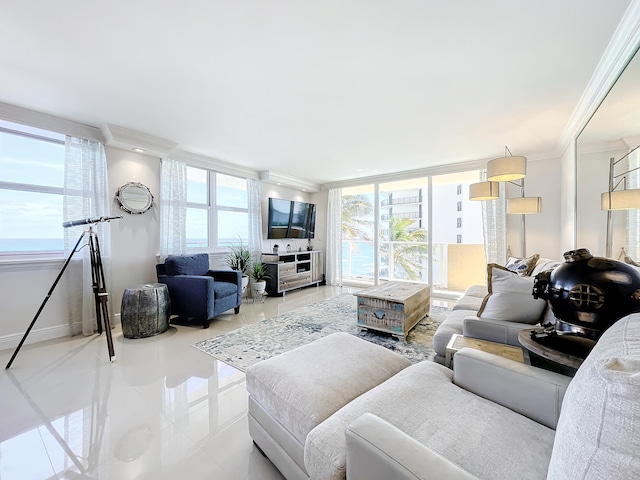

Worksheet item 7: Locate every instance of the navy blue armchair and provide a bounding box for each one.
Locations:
[156,253,242,328]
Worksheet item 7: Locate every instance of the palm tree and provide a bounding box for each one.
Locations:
[341,194,373,241]
[381,216,428,281]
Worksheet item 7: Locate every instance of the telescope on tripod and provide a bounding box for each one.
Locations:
[6,215,123,369]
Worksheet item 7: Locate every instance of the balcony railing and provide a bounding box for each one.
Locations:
[380,196,420,207]
[380,212,421,221]
[342,240,486,293]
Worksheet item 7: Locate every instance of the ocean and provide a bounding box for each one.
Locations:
[0,238,64,253]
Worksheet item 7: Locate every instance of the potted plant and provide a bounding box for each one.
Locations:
[226,237,251,294]
[250,261,271,297]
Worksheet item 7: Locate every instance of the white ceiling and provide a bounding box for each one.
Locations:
[0,1,633,185]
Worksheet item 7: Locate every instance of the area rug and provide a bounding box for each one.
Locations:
[192,293,448,371]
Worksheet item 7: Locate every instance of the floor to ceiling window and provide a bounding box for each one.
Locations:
[341,170,487,294]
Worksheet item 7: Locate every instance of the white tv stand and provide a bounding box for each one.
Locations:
[262,251,324,296]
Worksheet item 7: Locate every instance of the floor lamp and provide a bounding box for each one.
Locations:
[470,147,542,257]
[601,146,640,258]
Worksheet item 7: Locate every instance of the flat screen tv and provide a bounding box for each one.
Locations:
[268,198,316,239]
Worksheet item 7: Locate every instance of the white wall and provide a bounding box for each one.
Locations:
[505,156,562,260]
[107,147,162,310]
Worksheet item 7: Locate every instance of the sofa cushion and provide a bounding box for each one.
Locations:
[432,309,476,358]
[245,332,410,447]
[451,295,484,312]
[165,253,209,276]
[505,253,539,276]
[531,258,562,277]
[464,284,489,298]
[478,264,547,324]
[547,314,640,479]
[305,361,555,480]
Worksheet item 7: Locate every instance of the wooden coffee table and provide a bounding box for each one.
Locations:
[356,282,431,342]
[445,334,524,369]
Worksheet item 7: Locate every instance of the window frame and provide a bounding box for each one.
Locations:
[185,165,249,252]
[0,123,66,257]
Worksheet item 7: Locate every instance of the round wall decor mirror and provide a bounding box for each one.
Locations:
[115,182,154,214]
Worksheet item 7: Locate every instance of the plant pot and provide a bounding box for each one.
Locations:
[242,275,249,295]
[251,280,267,296]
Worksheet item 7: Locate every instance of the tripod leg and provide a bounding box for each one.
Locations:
[89,235,103,335]
[5,232,85,369]
[90,232,116,362]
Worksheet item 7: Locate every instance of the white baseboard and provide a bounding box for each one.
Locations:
[0,314,121,351]
[0,324,72,351]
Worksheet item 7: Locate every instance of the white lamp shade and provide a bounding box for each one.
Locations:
[507,196,542,214]
[487,155,527,182]
[469,181,499,200]
[601,189,640,210]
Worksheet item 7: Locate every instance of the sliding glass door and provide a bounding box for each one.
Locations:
[341,170,487,294]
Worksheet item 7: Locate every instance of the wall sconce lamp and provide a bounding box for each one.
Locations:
[601,145,640,258]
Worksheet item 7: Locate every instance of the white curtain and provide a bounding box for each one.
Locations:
[626,149,640,261]
[63,137,111,336]
[481,182,507,265]
[247,178,263,262]
[159,158,187,255]
[326,188,343,286]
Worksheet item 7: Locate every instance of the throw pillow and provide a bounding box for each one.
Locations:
[477,263,547,324]
[504,253,540,276]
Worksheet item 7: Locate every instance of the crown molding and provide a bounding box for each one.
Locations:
[559,0,640,149]
[320,158,486,190]
[101,124,178,158]
[0,102,104,142]
[170,149,259,179]
[576,139,629,156]
[259,170,320,193]
[623,135,640,148]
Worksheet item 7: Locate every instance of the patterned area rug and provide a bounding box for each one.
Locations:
[192,293,448,371]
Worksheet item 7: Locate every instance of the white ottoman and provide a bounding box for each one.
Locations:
[246,332,411,480]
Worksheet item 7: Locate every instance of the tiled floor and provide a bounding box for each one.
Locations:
[0,285,351,480]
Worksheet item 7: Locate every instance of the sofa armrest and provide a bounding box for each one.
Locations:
[346,413,477,480]
[453,348,571,429]
[462,316,534,346]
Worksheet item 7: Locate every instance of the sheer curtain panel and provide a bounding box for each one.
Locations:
[482,182,507,264]
[247,178,263,261]
[63,137,111,336]
[626,149,640,261]
[159,158,187,256]
[326,188,343,286]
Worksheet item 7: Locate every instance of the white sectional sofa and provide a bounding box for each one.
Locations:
[247,313,640,480]
[432,257,562,364]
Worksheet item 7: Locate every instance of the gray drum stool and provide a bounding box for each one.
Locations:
[121,283,170,339]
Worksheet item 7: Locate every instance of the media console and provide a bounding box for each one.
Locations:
[261,251,324,296]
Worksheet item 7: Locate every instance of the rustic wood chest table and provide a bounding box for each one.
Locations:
[356,281,431,342]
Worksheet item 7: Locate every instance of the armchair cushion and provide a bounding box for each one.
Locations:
[165,253,209,276]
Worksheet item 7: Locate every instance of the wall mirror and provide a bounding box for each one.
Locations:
[115,182,154,214]
[576,43,640,258]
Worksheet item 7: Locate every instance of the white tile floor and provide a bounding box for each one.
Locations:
[0,285,349,480]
